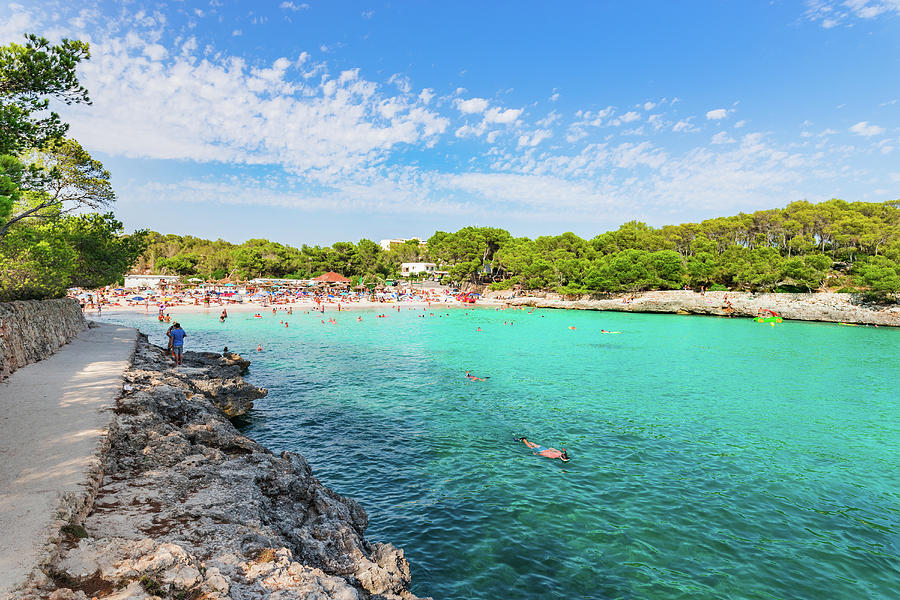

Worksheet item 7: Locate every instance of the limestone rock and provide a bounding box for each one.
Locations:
[505,290,900,327]
[33,334,429,600]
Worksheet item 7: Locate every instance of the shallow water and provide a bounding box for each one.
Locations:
[104,306,900,599]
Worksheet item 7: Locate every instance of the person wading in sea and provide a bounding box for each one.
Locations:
[168,322,187,366]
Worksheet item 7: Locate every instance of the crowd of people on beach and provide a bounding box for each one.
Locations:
[70,284,460,312]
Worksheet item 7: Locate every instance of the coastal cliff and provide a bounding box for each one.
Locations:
[500,290,900,326]
[0,298,86,380]
[28,335,426,600]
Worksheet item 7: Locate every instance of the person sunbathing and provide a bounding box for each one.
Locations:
[515,437,569,461]
[465,370,489,381]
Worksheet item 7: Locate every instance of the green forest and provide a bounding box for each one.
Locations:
[139,198,900,299]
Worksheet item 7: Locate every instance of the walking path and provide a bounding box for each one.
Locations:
[0,323,137,598]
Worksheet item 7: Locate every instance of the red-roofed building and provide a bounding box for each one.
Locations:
[312,271,351,284]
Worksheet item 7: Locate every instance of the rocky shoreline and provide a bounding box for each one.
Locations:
[25,334,427,600]
[497,290,900,327]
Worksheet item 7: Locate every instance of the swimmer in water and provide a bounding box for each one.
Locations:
[465,370,489,381]
[515,437,569,462]
[256,344,263,352]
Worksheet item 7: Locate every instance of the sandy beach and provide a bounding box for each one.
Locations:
[85,297,499,319]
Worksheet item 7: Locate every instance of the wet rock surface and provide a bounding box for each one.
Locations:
[29,335,427,600]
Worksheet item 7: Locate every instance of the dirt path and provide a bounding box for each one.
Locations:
[0,323,136,598]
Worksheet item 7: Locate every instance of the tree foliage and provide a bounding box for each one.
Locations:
[1,138,115,237]
[0,32,141,300]
[0,34,91,157]
[133,199,900,301]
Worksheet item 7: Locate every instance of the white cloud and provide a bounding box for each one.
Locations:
[517,130,552,148]
[387,73,411,93]
[643,101,656,111]
[361,10,375,19]
[455,97,489,114]
[572,107,614,128]
[280,1,309,11]
[484,106,522,124]
[55,28,449,182]
[536,111,561,128]
[672,118,697,133]
[565,128,587,143]
[619,111,641,123]
[849,121,885,136]
[806,0,900,28]
[455,124,483,138]
[550,92,559,102]
[711,131,736,144]
[706,108,729,120]
[142,43,167,61]
[734,120,747,128]
[443,173,612,210]
[418,88,435,105]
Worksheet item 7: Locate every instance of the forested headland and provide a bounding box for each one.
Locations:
[140,198,900,299]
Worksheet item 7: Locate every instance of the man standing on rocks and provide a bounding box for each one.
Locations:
[168,322,186,366]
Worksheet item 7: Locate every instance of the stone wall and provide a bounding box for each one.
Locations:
[0,298,86,380]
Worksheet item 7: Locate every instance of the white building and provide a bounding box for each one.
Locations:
[123,274,181,289]
[379,238,424,251]
[400,262,437,276]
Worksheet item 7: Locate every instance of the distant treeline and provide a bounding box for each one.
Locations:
[141,199,900,297]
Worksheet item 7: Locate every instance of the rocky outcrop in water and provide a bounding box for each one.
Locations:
[499,290,900,326]
[27,335,427,600]
[0,298,86,380]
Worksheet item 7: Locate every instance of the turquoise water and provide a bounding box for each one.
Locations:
[103,307,900,599]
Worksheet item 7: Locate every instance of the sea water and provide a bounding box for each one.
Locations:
[103,306,900,599]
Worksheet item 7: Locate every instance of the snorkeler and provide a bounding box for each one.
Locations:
[515,437,569,462]
[465,370,489,381]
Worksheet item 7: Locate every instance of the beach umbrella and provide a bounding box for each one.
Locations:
[130,296,145,301]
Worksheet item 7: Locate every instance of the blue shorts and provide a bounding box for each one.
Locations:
[172,345,183,356]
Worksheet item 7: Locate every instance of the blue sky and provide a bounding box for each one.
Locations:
[3,1,899,245]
